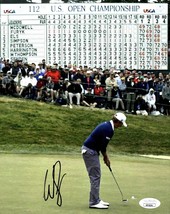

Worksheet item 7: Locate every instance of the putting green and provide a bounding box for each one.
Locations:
[0,154,169,214]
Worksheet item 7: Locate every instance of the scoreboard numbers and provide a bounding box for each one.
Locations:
[0,3,168,70]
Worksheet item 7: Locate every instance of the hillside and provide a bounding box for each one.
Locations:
[0,96,170,155]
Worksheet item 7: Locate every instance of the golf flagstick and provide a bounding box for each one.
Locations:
[108,166,128,203]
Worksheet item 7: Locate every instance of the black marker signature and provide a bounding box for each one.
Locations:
[43,160,66,206]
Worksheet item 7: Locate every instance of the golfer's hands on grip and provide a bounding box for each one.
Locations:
[103,155,110,168]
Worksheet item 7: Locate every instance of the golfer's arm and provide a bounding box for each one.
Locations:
[101,151,108,158]
[101,151,110,167]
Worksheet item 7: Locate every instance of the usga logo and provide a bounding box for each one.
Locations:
[4,10,16,14]
[143,9,155,13]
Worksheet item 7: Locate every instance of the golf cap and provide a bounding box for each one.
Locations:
[114,112,127,127]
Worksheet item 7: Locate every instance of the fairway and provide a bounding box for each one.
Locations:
[0,154,169,214]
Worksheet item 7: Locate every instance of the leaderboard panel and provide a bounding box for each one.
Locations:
[0,3,168,70]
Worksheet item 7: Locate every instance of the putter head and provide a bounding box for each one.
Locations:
[122,199,128,203]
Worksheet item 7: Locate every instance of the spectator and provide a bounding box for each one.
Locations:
[73,68,84,82]
[134,94,148,116]
[0,58,5,71]
[1,70,16,95]
[82,88,97,108]
[10,61,20,78]
[42,59,46,70]
[83,70,95,94]
[45,65,61,85]
[43,76,55,102]
[34,64,45,80]
[154,78,164,112]
[100,69,109,88]
[19,71,37,98]
[94,81,105,96]
[14,70,24,96]
[0,71,3,94]
[112,85,125,111]
[93,81,106,109]
[145,88,157,114]
[93,75,101,86]
[118,77,127,103]
[45,65,61,99]
[61,67,71,80]
[62,78,71,105]
[67,79,82,108]
[105,73,118,109]
[2,60,11,75]
[136,76,149,96]
[162,80,170,115]
[114,72,121,87]
[55,88,68,106]
[147,72,154,89]
[125,75,136,113]
[36,76,47,101]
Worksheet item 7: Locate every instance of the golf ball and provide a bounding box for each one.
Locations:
[131,196,135,199]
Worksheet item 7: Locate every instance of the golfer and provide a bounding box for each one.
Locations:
[82,112,127,209]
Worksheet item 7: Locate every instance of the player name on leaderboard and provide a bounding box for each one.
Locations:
[0,3,168,70]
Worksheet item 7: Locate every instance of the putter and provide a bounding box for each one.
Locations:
[108,166,128,203]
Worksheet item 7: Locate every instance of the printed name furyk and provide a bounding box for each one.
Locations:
[43,160,66,207]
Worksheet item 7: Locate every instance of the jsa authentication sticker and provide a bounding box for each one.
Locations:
[139,198,161,209]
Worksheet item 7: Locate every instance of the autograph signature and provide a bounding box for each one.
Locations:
[43,160,66,206]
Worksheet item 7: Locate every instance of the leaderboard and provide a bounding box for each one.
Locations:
[0,3,168,70]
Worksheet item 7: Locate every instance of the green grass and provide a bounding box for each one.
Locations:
[0,96,170,155]
[0,154,169,214]
[0,96,170,214]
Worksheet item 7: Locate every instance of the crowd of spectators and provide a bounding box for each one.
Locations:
[0,58,170,116]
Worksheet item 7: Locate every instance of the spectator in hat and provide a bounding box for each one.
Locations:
[93,81,106,109]
[45,65,61,84]
[144,88,157,114]
[34,62,46,80]
[44,65,61,99]
[36,75,47,101]
[83,70,95,94]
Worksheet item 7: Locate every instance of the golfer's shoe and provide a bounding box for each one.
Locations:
[89,202,108,209]
[100,200,110,206]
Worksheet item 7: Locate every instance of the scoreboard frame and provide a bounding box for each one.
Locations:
[0,3,168,70]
